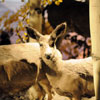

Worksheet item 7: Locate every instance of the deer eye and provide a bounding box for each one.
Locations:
[39,43,43,47]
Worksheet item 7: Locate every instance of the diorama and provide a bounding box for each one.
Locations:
[0,0,100,100]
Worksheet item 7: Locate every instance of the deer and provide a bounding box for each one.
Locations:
[0,22,67,100]
[28,22,95,100]
[0,40,49,100]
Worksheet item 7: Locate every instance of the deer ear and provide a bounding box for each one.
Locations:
[26,26,42,41]
[49,22,67,47]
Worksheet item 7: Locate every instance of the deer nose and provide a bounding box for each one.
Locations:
[45,54,51,59]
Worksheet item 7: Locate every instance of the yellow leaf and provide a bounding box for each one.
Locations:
[58,0,63,2]
[24,37,29,40]
[26,2,29,7]
[20,27,25,31]
[18,22,23,27]
[22,35,25,39]
[55,1,60,6]
[24,32,28,36]
[16,38,21,43]
[26,19,30,24]
[23,14,27,18]
[48,0,52,5]
[22,36,28,40]
[17,33,20,36]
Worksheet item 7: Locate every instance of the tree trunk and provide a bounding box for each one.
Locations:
[89,0,100,99]
[29,0,42,33]
[28,0,42,42]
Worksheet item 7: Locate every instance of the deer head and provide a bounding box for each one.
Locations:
[26,22,67,67]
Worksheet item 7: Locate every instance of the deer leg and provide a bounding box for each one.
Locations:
[39,79,52,100]
[33,83,45,100]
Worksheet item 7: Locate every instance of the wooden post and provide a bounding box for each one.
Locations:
[89,0,100,99]
[28,0,42,42]
[29,0,42,33]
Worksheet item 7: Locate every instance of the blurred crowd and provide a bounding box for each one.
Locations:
[59,32,91,60]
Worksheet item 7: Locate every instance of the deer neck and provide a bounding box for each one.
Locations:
[41,58,62,75]
[45,56,63,72]
[41,59,62,88]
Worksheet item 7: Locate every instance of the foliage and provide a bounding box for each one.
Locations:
[41,0,63,7]
[0,3,30,43]
[0,0,63,42]
[59,32,91,59]
[1,0,63,6]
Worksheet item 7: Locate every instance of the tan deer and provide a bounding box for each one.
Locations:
[0,22,67,100]
[28,22,95,100]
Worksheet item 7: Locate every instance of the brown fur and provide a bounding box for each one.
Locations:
[0,43,52,100]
